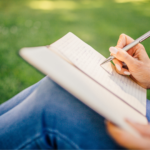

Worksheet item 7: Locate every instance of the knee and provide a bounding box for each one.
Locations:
[31,76,75,112]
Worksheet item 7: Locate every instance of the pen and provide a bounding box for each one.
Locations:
[100,31,150,66]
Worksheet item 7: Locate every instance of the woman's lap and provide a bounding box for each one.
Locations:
[1,76,147,149]
[0,77,46,116]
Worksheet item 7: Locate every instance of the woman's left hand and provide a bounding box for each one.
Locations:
[106,121,150,150]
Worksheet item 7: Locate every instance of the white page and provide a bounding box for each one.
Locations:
[50,32,147,115]
[19,46,148,137]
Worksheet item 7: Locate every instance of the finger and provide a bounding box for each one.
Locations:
[117,34,134,49]
[106,121,150,149]
[112,58,122,72]
[126,119,150,137]
[116,67,130,76]
[138,48,150,63]
[117,34,146,58]
[113,59,123,68]
[116,34,137,57]
[113,59,130,76]
[109,47,137,68]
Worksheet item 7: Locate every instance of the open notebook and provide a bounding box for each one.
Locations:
[20,32,147,137]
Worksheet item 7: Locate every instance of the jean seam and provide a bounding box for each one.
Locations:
[17,133,42,149]
[17,129,80,149]
[44,129,80,149]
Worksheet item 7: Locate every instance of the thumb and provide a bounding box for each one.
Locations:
[109,47,136,68]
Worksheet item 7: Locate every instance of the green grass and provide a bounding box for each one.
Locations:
[0,0,150,103]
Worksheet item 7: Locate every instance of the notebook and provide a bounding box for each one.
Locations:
[19,32,147,137]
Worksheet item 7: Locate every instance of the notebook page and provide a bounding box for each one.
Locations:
[50,32,147,115]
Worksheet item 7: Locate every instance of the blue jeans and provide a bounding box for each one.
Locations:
[0,76,150,149]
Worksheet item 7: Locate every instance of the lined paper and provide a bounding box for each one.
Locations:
[50,32,146,115]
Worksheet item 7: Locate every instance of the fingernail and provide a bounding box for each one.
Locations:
[109,47,118,54]
[124,71,130,75]
[115,64,121,71]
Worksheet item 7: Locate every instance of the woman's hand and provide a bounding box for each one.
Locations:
[107,121,150,150]
[109,34,150,89]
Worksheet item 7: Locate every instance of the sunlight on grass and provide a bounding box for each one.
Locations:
[28,1,78,10]
[115,0,147,3]
[27,0,103,10]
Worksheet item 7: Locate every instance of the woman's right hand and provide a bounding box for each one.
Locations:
[109,34,150,89]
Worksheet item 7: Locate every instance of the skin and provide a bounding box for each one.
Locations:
[110,34,150,89]
[106,34,150,149]
[107,121,150,150]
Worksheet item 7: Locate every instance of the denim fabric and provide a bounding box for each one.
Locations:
[0,77,45,116]
[146,100,150,121]
[0,76,148,149]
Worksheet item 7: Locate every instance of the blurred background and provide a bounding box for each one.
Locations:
[0,0,150,103]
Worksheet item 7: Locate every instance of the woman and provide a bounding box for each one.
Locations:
[0,34,150,149]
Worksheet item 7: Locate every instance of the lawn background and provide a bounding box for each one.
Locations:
[0,0,150,103]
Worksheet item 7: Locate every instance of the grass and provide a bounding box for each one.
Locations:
[0,0,150,103]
